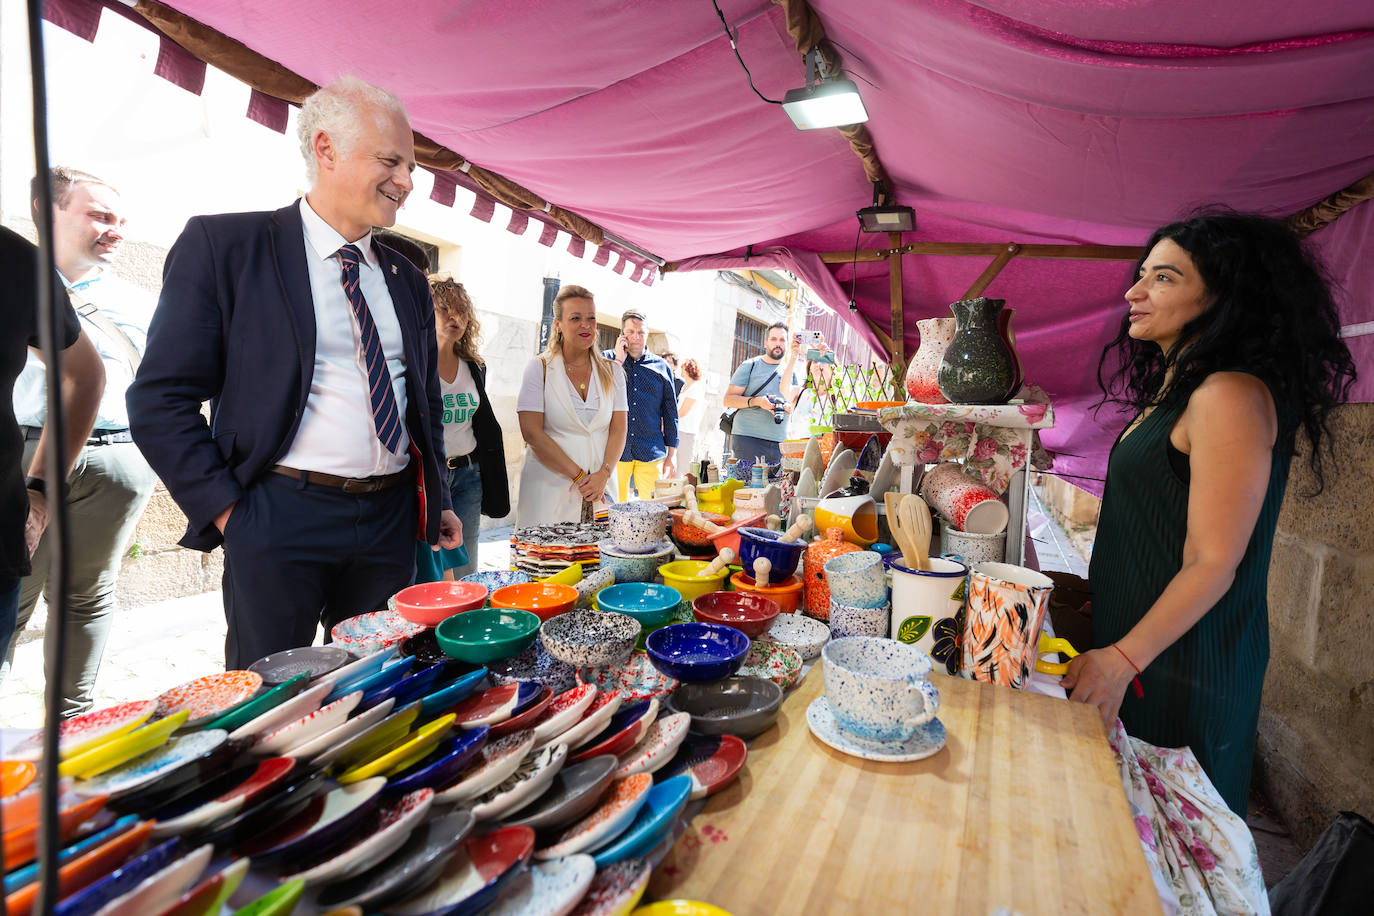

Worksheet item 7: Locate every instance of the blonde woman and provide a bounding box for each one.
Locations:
[414,276,510,581]
[516,285,627,524]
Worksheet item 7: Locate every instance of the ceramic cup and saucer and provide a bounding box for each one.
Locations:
[806,635,947,763]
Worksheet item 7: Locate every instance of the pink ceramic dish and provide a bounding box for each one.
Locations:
[392,581,488,626]
[691,592,781,638]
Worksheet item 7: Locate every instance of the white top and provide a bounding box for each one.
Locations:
[13,270,153,430]
[679,379,707,433]
[441,358,479,458]
[278,197,410,476]
[517,355,627,426]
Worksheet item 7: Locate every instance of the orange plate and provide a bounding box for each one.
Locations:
[1,761,36,798]
[5,819,153,916]
[854,400,905,410]
[1,793,108,871]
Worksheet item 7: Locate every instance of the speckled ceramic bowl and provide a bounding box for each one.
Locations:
[607,502,670,554]
[486,637,578,694]
[540,610,642,668]
[460,569,533,592]
[597,539,674,584]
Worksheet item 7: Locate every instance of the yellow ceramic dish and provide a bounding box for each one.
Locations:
[330,703,422,772]
[539,563,584,586]
[632,902,736,916]
[335,713,455,784]
[658,561,729,602]
[60,711,189,779]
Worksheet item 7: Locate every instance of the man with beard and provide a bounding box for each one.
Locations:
[127,77,460,669]
[722,322,798,465]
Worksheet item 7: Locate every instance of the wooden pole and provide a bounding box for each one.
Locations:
[818,241,1142,263]
[888,232,906,396]
[960,243,1020,300]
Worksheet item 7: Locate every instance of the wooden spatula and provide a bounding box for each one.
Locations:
[885,491,916,569]
[900,494,933,571]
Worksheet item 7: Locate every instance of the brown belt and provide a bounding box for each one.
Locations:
[270,464,413,494]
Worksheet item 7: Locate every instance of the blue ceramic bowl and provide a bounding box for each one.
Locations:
[417,668,489,719]
[736,527,806,580]
[645,623,751,683]
[591,773,693,866]
[460,569,532,591]
[54,838,183,916]
[597,539,674,584]
[359,662,446,712]
[595,583,682,628]
[385,726,490,796]
[326,656,414,704]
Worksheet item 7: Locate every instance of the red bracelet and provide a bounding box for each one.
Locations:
[1111,643,1145,698]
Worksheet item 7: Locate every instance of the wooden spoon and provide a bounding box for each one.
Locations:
[899,494,933,571]
[752,556,772,588]
[778,515,812,543]
[702,548,735,577]
[885,491,917,568]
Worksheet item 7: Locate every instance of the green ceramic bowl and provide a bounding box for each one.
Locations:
[435,608,541,664]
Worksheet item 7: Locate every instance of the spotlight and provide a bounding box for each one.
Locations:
[856,182,915,234]
[782,48,869,131]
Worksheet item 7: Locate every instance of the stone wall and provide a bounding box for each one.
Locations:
[1257,403,1374,849]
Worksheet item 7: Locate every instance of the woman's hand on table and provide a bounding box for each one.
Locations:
[1061,647,1136,728]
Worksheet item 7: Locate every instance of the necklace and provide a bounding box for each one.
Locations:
[566,358,591,392]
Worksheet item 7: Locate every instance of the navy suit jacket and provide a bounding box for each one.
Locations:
[127,201,450,551]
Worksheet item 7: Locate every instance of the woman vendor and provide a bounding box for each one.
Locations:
[1065,210,1356,814]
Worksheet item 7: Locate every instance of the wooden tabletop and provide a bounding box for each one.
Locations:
[650,664,1160,914]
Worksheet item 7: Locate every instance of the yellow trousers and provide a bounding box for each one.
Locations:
[616,459,663,503]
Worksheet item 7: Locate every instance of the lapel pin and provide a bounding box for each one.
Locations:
[391,264,398,275]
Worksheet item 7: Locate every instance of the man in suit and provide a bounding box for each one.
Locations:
[127,77,460,669]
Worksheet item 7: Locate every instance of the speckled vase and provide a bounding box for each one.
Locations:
[997,307,1024,400]
[904,318,956,404]
[937,298,1016,404]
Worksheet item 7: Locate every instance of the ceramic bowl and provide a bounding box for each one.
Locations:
[386,825,534,916]
[248,646,351,686]
[667,509,730,555]
[155,671,263,726]
[325,647,397,696]
[75,729,229,803]
[645,623,751,683]
[540,610,641,668]
[436,609,542,664]
[461,569,533,591]
[331,609,427,657]
[205,674,309,736]
[254,690,362,755]
[528,684,598,745]
[359,662,446,712]
[613,711,690,778]
[503,754,618,831]
[392,581,489,626]
[235,777,386,866]
[286,698,394,765]
[279,787,434,887]
[386,727,490,797]
[49,837,182,916]
[6,699,157,763]
[534,772,653,860]
[578,651,680,702]
[148,756,296,838]
[416,668,490,719]
[488,686,557,738]
[728,570,804,613]
[737,640,804,690]
[594,583,682,629]
[486,855,597,916]
[658,733,748,801]
[590,774,692,867]
[569,699,659,763]
[705,512,767,558]
[657,561,729,603]
[5,818,151,916]
[485,638,578,694]
[470,742,568,821]
[490,583,579,622]
[192,768,328,851]
[736,527,806,580]
[433,731,536,804]
[315,809,475,911]
[691,592,780,638]
[567,858,651,916]
[760,612,830,660]
[665,677,783,738]
[57,711,187,780]
[597,539,674,583]
[607,501,669,554]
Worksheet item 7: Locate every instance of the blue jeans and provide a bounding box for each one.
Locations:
[416,462,482,582]
[0,577,19,673]
[728,434,781,465]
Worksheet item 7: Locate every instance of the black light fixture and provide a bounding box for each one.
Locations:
[856,181,916,233]
[782,47,869,131]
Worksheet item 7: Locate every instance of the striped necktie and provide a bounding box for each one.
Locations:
[336,243,404,454]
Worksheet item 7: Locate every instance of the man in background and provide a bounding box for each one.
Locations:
[607,309,677,501]
[5,168,154,716]
[722,321,796,465]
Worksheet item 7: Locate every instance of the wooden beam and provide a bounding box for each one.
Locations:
[888,232,906,397]
[860,314,895,356]
[960,244,1020,300]
[819,241,1142,263]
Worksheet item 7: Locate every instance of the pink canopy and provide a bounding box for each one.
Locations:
[57,0,1374,491]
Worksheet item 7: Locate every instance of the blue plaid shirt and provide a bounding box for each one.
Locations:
[604,349,678,462]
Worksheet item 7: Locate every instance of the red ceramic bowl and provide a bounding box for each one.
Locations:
[834,429,893,455]
[489,583,578,622]
[668,509,731,547]
[692,591,781,638]
[393,581,489,626]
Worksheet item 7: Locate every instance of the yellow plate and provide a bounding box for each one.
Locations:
[539,563,583,586]
[632,902,736,916]
[331,703,422,772]
[336,714,455,784]
[60,711,190,779]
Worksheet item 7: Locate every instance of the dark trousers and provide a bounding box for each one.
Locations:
[0,576,19,671]
[221,472,417,669]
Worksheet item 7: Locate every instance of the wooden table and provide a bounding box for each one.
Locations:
[650,665,1160,914]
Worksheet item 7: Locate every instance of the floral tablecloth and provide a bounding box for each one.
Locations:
[875,386,1055,494]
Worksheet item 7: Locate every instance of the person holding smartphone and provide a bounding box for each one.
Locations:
[782,330,833,438]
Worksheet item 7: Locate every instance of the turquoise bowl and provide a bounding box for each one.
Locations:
[435,608,541,664]
[595,583,682,629]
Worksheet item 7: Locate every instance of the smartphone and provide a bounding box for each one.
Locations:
[806,347,835,364]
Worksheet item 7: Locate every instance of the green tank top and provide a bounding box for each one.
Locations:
[1089,384,1289,816]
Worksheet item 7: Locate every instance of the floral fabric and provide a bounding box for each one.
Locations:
[1107,719,1269,916]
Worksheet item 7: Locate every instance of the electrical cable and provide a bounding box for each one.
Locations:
[26,2,74,914]
[847,221,862,311]
[710,0,783,105]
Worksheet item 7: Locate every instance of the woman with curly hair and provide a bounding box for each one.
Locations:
[1065,209,1356,814]
[416,276,509,580]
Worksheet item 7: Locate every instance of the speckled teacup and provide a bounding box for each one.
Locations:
[823,636,940,743]
[829,598,890,639]
[823,551,888,608]
[607,501,670,554]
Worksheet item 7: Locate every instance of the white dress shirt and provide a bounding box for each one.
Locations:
[279,197,410,476]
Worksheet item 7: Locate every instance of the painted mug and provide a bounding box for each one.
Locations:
[823,636,941,743]
[960,562,1055,688]
[829,598,890,639]
[919,462,1009,535]
[1033,632,1081,676]
[823,551,888,609]
[889,556,967,656]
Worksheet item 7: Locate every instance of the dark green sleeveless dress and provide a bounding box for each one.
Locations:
[1089,384,1289,816]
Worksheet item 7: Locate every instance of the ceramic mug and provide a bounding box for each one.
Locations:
[812,495,879,546]
[1033,632,1081,676]
[607,501,669,554]
[939,522,1006,566]
[823,551,888,609]
[919,463,1009,535]
[889,556,968,655]
[829,598,890,639]
[960,562,1055,688]
[823,636,941,743]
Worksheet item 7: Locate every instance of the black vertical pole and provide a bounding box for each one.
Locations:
[539,276,560,351]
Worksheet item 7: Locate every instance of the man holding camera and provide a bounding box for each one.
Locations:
[722,322,798,465]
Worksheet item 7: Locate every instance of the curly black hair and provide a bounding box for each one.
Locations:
[1097,207,1356,492]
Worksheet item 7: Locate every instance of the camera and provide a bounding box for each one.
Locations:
[765,395,787,424]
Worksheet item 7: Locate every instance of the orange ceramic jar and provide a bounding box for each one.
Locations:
[802,527,862,620]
